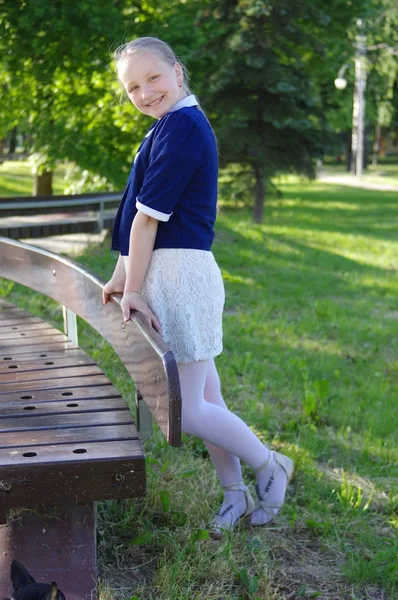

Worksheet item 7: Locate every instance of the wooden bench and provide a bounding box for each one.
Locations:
[0,236,181,600]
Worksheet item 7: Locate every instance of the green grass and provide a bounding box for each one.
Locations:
[0,160,68,196]
[0,177,397,599]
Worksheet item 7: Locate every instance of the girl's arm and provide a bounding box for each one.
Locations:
[124,211,158,293]
[121,211,161,332]
[102,254,126,304]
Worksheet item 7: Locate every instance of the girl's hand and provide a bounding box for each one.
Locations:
[121,291,162,334]
[102,278,125,305]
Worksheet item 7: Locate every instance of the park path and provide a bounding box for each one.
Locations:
[317,169,398,192]
[20,229,108,255]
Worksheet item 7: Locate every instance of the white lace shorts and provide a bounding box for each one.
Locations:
[123,249,225,363]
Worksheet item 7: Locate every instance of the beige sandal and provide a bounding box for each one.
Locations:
[252,451,294,525]
[210,481,255,539]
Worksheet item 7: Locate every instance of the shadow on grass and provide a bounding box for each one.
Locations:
[216,219,396,308]
[272,183,398,241]
[0,171,34,197]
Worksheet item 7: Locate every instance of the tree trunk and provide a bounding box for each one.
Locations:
[33,170,53,196]
[380,133,387,157]
[363,124,369,170]
[253,167,265,223]
[372,123,382,165]
[8,127,17,154]
[22,133,32,155]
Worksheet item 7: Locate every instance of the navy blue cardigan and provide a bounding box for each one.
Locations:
[111,106,218,256]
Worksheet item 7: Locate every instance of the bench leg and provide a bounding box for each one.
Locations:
[0,503,96,600]
[136,389,153,443]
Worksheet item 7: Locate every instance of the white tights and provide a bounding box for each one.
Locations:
[177,359,270,485]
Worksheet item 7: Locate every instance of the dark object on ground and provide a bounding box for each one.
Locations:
[4,559,65,599]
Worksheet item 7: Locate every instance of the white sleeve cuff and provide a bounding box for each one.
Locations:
[136,199,172,222]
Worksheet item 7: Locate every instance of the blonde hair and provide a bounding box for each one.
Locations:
[114,36,192,96]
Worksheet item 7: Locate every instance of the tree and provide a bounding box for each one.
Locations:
[196,0,395,221]
[0,0,155,193]
[193,1,328,221]
[0,0,211,193]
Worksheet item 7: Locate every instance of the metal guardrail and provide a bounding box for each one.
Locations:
[0,153,29,162]
[0,192,121,209]
[0,192,122,237]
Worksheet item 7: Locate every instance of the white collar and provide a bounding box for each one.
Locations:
[169,94,199,113]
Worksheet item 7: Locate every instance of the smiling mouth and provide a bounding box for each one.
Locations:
[147,96,164,107]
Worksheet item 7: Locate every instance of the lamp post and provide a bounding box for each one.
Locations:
[335,18,367,177]
[353,19,367,177]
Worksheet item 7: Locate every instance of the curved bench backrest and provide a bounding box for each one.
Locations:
[0,237,181,446]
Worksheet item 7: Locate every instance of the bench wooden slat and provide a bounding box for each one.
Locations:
[0,331,68,344]
[0,348,92,363]
[0,305,25,313]
[0,309,42,318]
[0,356,95,374]
[0,316,46,327]
[0,322,59,334]
[0,439,144,466]
[0,452,146,507]
[0,373,113,393]
[0,423,139,449]
[0,308,38,318]
[0,410,133,432]
[0,355,96,374]
[0,472,145,511]
[0,327,64,341]
[0,334,74,351]
[0,341,76,356]
[0,315,44,326]
[0,301,19,309]
[0,383,121,403]
[0,397,127,417]
[0,312,60,333]
[0,364,104,384]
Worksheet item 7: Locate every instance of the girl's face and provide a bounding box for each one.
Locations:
[118,52,185,119]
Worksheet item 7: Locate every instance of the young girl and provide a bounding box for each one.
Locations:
[103,36,293,536]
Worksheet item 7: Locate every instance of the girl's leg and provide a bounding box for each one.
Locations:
[178,359,268,467]
[203,359,248,528]
[203,359,243,486]
[178,359,291,526]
